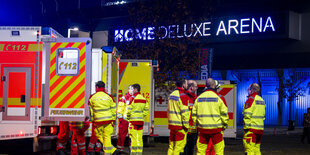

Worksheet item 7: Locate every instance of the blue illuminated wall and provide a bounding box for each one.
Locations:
[211,68,310,127]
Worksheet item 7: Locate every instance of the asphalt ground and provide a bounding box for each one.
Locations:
[141,127,310,155]
[141,134,310,155]
[1,127,310,155]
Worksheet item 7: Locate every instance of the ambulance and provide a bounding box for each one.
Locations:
[118,59,154,136]
[0,26,155,152]
[0,26,92,152]
[89,48,155,137]
[154,80,237,138]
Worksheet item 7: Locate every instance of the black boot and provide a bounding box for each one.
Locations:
[112,149,120,155]
[94,152,101,155]
[86,151,95,155]
[56,149,67,155]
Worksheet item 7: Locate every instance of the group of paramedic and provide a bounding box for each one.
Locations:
[167,78,266,155]
[56,81,149,155]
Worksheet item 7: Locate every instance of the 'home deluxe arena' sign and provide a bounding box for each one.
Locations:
[112,12,293,43]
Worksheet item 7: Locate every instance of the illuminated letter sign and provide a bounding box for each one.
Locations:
[113,15,279,43]
[240,18,250,34]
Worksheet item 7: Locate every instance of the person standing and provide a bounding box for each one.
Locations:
[87,123,102,155]
[116,85,134,152]
[56,121,70,155]
[70,119,90,155]
[192,78,228,155]
[88,81,118,155]
[301,108,310,144]
[167,79,190,155]
[87,85,110,155]
[243,83,266,155]
[127,84,149,155]
[184,80,198,155]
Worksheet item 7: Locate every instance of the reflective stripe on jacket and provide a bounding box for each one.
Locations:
[69,121,84,129]
[168,88,190,130]
[192,89,228,134]
[186,91,197,127]
[127,93,149,125]
[117,93,132,119]
[89,91,116,124]
[243,92,266,132]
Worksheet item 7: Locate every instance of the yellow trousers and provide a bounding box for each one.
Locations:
[167,129,187,155]
[196,131,224,155]
[129,123,144,155]
[95,123,116,155]
[243,130,262,155]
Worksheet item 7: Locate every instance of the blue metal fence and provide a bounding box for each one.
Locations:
[170,68,310,127]
[211,68,310,127]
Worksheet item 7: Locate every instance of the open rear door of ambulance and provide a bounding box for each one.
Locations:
[218,83,237,138]
[118,60,154,136]
[41,38,92,121]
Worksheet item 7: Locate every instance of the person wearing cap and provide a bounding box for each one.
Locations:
[243,83,266,155]
[184,80,198,155]
[192,78,228,155]
[126,83,149,155]
[116,85,134,152]
[167,79,190,155]
[88,81,118,155]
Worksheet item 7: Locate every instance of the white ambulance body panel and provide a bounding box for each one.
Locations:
[0,26,41,41]
[0,27,42,140]
[91,48,103,94]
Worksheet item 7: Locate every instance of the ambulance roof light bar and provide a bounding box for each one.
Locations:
[42,27,64,38]
[150,60,159,71]
[101,46,122,63]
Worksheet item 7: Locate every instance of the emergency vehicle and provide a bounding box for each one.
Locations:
[0,26,155,152]
[154,80,237,138]
[0,26,92,152]
[118,59,154,135]
[85,47,120,136]
[88,49,155,137]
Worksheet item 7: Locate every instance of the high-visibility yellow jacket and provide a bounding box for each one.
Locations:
[168,87,190,130]
[186,91,197,133]
[192,89,228,134]
[243,92,266,133]
[127,92,149,126]
[186,91,197,126]
[88,88,116,125]
[117,93,133,119]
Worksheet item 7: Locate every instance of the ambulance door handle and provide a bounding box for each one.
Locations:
[1,76,6,82]
[21,95,26,103]
[0,106,4,112]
